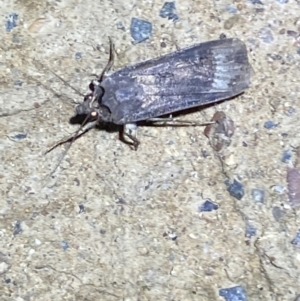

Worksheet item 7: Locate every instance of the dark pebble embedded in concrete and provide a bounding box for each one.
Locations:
[14,80,23,87]
[291,230,300,247]
[130,18,152,44]
[5,13,18,32]
[117,21,125,31]
[251,189,265,203]
[264,120,278,129]
[159,2,179,21]
[226,179,245,200]
[226,5,238,13]
[249,0,263,4]
[259,28,274,44]
[245,223,257,238]
[219,285,248,301]
[9,132,27,142]
[75,52,82,60]
[13,221,22,236]
[61,241,69,251]
[285,107,295,116]
[198,199,219,212]
[219,33,227,40]
[79,204,85,213]
[267,53,282,60]
[282,150,292,163]
[273,185,285,194]
[272,206,285,221]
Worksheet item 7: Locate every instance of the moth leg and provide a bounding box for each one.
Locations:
[46,120,98,154]
[122,123,140,150]
[147,117,214,126]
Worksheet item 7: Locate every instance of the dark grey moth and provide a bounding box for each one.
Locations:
[75,38,252,149]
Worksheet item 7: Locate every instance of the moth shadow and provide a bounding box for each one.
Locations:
[69,114,120,133]
[68,99,230,148]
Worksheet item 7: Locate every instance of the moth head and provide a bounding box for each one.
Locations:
[75,80,111,122]
[75,79,98,112]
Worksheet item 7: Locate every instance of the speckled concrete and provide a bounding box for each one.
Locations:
[1,0,300,300]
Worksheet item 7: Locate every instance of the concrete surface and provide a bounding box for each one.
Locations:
[1,0,300,300]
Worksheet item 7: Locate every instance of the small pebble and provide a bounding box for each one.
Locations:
[14,80,23,87]
[198,199,219,212]
[160,41,167,48]
[159,2,179,21]
[272,206,285,221]
[291,230,300,247]
[168,252,175,261]
[286,30,298,37]
[264,120,278,129]
[130,18,152,44]
[35,238,42,245]
[27,17,50,34]
[285,107,296,116]
[224,15,240,30]
[219,33,227,40]
[219,285,248,301]
[249,0,263,4]
[226,179,245,200]
[138,247,149,255]
[75,52,82,61]
[282,150,292,163]
[61,241,69,251]
[5,13,18,32]
[251,189,265,203]
[8,132,27,142]
[245,223,257,238]
[259,28,274,44]
[273,185,285,194]
[267,53,282,60]
[226,5,238,13]
[13,221,22,236]
[12,34,20,43]
[116,21,125,31]
[79,204,85,213]
[169,233,177,241]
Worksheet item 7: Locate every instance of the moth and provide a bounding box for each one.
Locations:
[74,37,251,149]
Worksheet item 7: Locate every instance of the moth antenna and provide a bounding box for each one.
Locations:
[88,37,115,107]
[48,69,85,97]
[45,114,97,177]
[33,59,85,98]
[98,37,115,82]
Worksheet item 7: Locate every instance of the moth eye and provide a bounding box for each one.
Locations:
[90,110,98,120]
[84,93,93,102]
